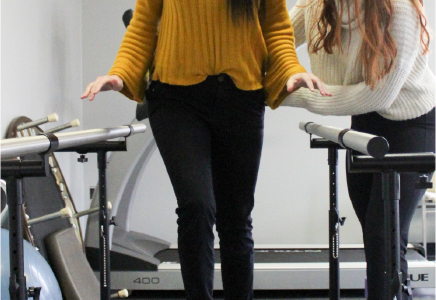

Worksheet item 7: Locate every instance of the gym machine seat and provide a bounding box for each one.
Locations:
[45,228,100,300]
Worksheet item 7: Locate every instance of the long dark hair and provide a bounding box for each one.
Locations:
[227,0,263,23]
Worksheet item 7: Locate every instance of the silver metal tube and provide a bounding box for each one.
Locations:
[27,207,72,226]
[1,124,147,159]
[17,113,59,131]
[44,119,80,134]
[299,121,389,158]
[74,201,112,218]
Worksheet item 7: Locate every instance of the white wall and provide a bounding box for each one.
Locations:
[1,0,85,226]
[81,0,137,210]
[81,0,435,246]
[426,2,436,72]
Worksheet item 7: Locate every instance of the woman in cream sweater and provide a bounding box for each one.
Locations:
[285,0,435,298]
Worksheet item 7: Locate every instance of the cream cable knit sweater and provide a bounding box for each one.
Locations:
[282,0,435,120]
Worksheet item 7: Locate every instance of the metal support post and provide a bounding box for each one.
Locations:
[382,171,402,300]
[6,178,27,300]
[2,159,48,300]
[98,150,110,300]
[310,138,345,299]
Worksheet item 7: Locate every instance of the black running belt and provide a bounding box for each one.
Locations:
[154,249,367,264]
[154,248,425,265]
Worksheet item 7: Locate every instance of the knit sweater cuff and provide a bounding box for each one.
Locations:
[265,65,307,109]
[108,67,145,103]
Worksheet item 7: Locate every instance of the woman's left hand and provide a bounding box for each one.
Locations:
[286,73,332,96]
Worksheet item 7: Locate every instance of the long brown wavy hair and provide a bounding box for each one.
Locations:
[227,0,265,23]
[309,0,430,88]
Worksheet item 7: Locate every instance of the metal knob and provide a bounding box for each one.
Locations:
[77,154,88,163]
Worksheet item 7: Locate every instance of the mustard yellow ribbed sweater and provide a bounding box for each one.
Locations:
[108,0,306,108]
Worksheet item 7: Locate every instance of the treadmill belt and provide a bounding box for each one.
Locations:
[253,249,366,263]
[155,248,425,264]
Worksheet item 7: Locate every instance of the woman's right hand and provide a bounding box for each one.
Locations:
[81,75,124,101]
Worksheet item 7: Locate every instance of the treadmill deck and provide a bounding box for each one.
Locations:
[108,248,435,290]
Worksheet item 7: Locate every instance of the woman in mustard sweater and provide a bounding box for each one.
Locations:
[82,1,329,298]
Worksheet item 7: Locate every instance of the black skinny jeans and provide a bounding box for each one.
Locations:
[146,74,265,300]
[346,108,435,300]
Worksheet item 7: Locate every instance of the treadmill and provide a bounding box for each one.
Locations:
[84,118,435,291]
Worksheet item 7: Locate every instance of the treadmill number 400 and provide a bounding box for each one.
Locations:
[134,277,160,284]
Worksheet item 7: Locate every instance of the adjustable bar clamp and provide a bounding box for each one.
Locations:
[415,174,433,190]
[27,287,41,300]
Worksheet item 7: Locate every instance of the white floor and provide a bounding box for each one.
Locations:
[129,288,436,299]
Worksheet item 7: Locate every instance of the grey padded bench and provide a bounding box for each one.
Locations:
[45,228,101,300]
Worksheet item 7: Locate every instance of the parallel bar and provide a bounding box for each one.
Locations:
[1,124,146,159]
[299,121,389,158]
[347,152,435,173]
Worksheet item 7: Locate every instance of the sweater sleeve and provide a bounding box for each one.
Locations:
[281,1,423,117]
[108,0,163,102]
[261,0,307,109]
[289,0,307,49]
